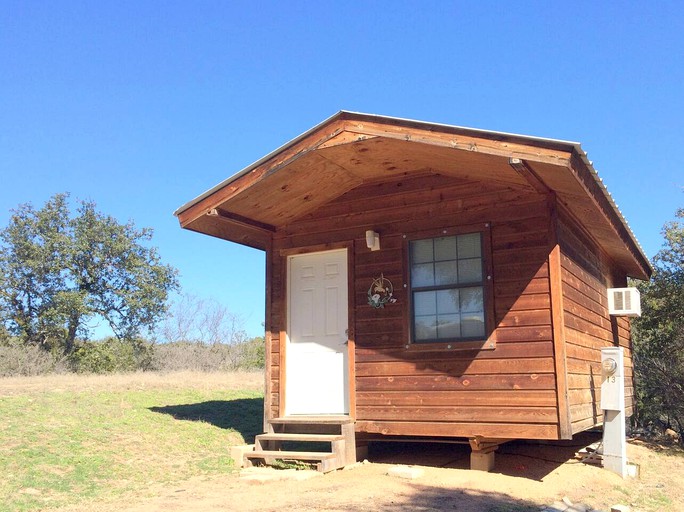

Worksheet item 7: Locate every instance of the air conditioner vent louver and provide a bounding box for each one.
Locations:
[608,287,641,317]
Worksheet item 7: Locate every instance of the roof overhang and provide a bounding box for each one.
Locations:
[175,111,652,280]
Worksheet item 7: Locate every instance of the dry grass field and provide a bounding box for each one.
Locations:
[0,370,264,395]
[1,371,683,512]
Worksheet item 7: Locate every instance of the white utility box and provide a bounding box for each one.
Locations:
[601,346,625,411]
[607,287,641,317]
[601,346,627,478]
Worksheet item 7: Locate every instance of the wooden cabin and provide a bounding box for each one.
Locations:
[175,111,652,471]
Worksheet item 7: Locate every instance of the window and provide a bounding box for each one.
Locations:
[409,231,487,343]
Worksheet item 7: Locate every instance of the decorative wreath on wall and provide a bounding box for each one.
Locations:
[367,274,397,309]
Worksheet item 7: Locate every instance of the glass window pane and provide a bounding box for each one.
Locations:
[435,261,458,285]
[458,258,482,284]
[411,263,434,287]
[458,233,481,258]
[460,287,484,313]
[410,231,487,342]
[434,236,457,262]
[415,316,437,341]
[411,239,434,263]
[437,314,461,338]
[413,291,436,316]
[436,289,459,314]
[461,312,485,338]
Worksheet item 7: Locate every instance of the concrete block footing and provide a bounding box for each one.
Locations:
[387,465,425,480]
[230,444,255,468]
[470,450,495,472]
[355,443,369,461]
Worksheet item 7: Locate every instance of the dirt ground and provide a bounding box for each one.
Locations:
[62,433,684,512]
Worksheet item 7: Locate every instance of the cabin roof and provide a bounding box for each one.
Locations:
[175,111,652,280]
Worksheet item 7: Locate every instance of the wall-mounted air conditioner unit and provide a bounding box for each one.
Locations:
[607,287,641,317]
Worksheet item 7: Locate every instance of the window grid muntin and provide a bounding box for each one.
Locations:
[409,233,485,343]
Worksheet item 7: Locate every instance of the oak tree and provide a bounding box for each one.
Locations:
[0,194,178,355]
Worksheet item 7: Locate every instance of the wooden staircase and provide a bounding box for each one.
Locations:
[244,416,356,473]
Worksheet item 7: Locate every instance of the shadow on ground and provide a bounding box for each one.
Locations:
[383,485,540,512]
[367,430,602,482]
[149,398,263,443]
[269,483,542,512]
[630,436,684,454]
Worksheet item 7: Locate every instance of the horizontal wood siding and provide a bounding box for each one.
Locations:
[558,209,633,435]
[270,173,560,439]
[268,247,284,420]
[268,335,280,418]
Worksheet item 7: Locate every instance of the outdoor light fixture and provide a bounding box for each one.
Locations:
[365,230,380,251]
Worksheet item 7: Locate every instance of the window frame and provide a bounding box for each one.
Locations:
[403,223,495,352]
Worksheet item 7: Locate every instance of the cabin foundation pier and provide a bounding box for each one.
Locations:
[469,437,510,472]
[355,440,369,461]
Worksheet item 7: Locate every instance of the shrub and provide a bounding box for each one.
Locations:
[71,338,153,374]
[234,336,265,370]
[0,343,69,377]
[150,338,265,373]
[0,335,264,376]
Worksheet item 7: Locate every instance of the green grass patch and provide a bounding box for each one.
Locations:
[0,379,263,511]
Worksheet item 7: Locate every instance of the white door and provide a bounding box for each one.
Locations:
[286,249,349,415]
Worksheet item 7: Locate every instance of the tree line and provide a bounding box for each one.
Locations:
[632,207,684,441]
[0,194,263,375]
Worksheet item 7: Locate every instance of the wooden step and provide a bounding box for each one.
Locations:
[256,433,344,442]
[242,415,356,473]
[244,449,340,473]
[270,415,354,425]
[246,450,336,461]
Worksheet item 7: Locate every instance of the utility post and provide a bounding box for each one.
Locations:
[600,346,627,478]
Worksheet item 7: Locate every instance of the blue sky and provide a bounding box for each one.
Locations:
[1,1,682,338]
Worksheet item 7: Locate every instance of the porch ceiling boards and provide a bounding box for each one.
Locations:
[175,111,651,280]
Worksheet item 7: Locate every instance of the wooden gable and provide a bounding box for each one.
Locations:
[175,112,650,281]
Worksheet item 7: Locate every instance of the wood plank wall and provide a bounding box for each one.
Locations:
[557,209,634,435]
[269,173,562,440]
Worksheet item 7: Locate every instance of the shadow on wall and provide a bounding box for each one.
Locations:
[368,430,601,482]
[149,398,263,443]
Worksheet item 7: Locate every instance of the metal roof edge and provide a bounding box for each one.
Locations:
[570,145,653,276]
[338,110,582,150]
